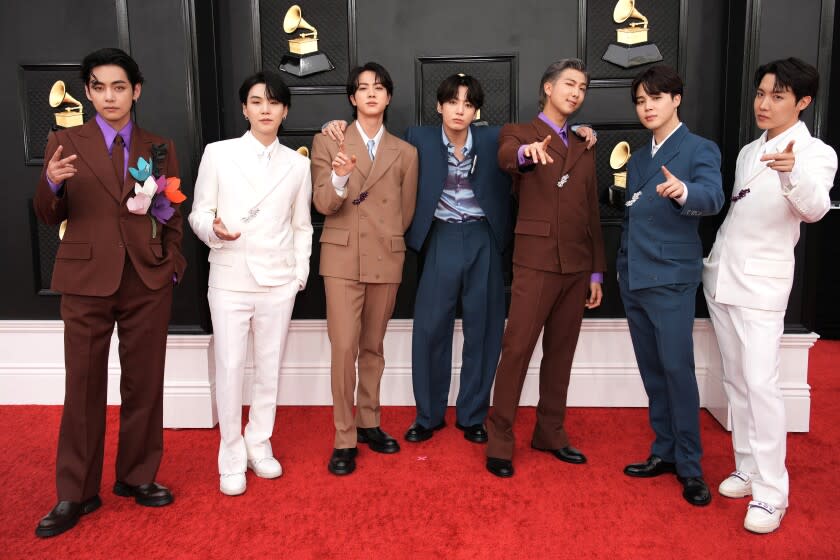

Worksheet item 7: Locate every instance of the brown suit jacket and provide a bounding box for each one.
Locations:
[498,118,606,275]
[311,123,418,283]
[34,118,186,296]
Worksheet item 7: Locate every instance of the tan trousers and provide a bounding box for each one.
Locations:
[324,276,398,449]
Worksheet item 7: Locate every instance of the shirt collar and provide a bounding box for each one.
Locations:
[441,126,473,157]
[355,120,385,148]
[537,112,568,137]
[758,120,804,154]
[651,122,682,155]
[95,113,133,151]
[244,130,279,158]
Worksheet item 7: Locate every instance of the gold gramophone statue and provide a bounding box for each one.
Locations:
[49,80,84,128]
[296,145,310,158]
[278,5,334,77]
[602,0,663,69]
[609,140,631,206]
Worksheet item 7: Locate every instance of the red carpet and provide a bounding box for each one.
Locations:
[1,341,838,558]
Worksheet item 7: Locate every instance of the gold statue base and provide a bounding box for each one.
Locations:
[613,171,627,189]
[289,37,319,55]
[54,111,83,128]
[616,26,648,45]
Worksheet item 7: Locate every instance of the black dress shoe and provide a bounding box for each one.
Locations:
[328,447,358,476]
[357,427,400,453]
[486,457,514,478]
[113,481,173,507]
[35,495,102,538]
[678,476,712,506]
[531,444,587,464]
[404,421,446,443]
[623,455,677,478]
[455,422,488,443]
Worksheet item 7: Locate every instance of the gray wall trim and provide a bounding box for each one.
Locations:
[814,0,834,138]
[116,0,131,53]
[182,0,204,167]
[739,0,762,149]
[249,0,261,73]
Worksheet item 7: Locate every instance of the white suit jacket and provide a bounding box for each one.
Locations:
[703,121,837,311]
[189,132,313,292]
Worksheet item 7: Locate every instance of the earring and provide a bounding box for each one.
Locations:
[245,116,249,121]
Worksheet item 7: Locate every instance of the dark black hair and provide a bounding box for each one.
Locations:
[436,74,484,110]
[631,65,684,103]
[346,62,394,121]
[539,58,589,110]
[754,57,819,102]
[81,48,144,87]
[238,71,292,107]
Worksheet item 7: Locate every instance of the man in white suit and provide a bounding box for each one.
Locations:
[189,72,313,495]
[703,58,837,533]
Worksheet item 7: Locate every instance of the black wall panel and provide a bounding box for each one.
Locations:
[0,0,834,332]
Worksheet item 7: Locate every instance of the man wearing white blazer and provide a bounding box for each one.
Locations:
[189,72,313,496]
[703,58,837,534]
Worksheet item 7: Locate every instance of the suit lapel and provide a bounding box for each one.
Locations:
[345,123,370,182]
[363,129,399,192]
[533,118,567,170]
[68,119,122,203]
[263,145,294,195]
[561,134,587,177]
[637,124,688,188]
[229,134,264,196]
[122,125,155,200]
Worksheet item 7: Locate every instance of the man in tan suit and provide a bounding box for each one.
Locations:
[485,59,605,478]
[311,62,418,475]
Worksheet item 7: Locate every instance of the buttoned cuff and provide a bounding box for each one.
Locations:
[517,145,531,166]
[331,170,349,197]
[47,177,64,196]
[778,165,800,193]
[590,273,603,284]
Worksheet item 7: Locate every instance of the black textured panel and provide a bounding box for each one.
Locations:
[416,57,516,126]
[19,65,94,165]
[585,0,680,80]
[34,218,60,292]
[593,127,650,221]
[259,0,351,88]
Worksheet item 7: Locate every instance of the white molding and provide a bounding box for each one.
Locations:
[0,319,816,431]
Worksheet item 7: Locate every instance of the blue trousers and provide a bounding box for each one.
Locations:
[619,278,703,477]
[411,220,505,428]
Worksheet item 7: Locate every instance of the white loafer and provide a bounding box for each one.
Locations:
[247,456,283,479]
[219,473,246,496]
[744,500,785,534]
[719,471,753,498]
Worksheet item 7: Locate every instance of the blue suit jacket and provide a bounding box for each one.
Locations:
[617,125,724,290]
[404,125,513,253]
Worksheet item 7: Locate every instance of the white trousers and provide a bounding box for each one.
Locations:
[208,283,297,475]
[705,290,789,508]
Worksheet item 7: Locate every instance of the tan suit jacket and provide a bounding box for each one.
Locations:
[311,123,418,283]
[498,118,606,275]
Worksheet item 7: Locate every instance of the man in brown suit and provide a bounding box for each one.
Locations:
[486,59,605,478]
[311,62,418,476]
[33,48,185,537]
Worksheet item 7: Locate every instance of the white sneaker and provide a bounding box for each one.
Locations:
[247,456,283,479]
[220,473,246,496]
[718,471,753,498]
[744,500,785,534]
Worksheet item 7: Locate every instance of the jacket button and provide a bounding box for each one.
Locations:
[118,243,124,248]
[360,213,367,218]
[375,274,380,279]
[360,232,367,238]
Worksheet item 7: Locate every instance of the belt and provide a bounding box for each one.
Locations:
[434,216,486,224]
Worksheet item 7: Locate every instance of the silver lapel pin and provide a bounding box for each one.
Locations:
[625,191,641,207]
[557,173,570,188]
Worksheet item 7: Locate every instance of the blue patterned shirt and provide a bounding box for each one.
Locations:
[434,127,486,222]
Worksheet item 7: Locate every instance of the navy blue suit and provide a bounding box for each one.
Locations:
[405,125,512,428]
[617,124,723,477]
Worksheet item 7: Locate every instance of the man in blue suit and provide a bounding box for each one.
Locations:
[402,74,512,443]
[617,65,724,506]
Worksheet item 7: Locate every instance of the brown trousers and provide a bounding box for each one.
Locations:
[324,276,399,449]
[56,257,172,501]
[486,265,588,460]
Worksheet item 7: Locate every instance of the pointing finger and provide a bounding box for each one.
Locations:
[784,140,795,153]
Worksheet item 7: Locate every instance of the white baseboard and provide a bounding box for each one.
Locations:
[0,319,817,431]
